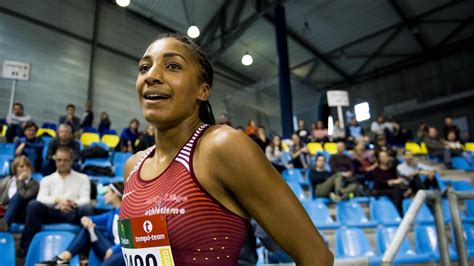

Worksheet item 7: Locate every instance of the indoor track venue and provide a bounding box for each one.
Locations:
[1,0,474,265]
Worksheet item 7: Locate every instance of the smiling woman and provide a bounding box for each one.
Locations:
[119,33,333,266]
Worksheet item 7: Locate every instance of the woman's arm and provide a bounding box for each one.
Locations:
[207,128,333,265]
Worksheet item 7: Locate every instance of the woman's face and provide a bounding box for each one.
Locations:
[136,38,209,127]
[16,162,31,176]
[24,126,37,139]
[378,151,390,165]
[292,134,300,143]
[130,121,139,130]
[104,187,117,204]
[273,135,281,145]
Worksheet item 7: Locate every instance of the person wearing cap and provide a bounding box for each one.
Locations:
[38,182,125,266]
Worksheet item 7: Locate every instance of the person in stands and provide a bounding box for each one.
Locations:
[5,102,32,143]
[119,118,140,153]
[59,104,81,134]
[41,123,80,175]
[14,121,44,171]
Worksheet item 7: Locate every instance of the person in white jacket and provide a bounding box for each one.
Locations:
[19,146,93,256]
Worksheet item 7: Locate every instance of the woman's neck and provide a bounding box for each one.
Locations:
[154,117,202,156]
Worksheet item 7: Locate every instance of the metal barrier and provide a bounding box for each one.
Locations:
[381,190,450,265]
[447,188,474,266]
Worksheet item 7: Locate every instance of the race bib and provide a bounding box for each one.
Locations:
[118,215,174,266]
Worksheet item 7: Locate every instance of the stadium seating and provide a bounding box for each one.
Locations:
[405,142,422,155]
[451,156,474,171]
[101,134,120,149]
[82,127,98,133]
[336,200,377,227]
[88,249,101,266]
[113,163,125,178]
[323,142,337,155]
[375,226,431,264]
[25,231,80,266]
[36,128,56,138]
[370,197,402,226]
[307,142,323,155]
[335,227,376,259]
[0,155,11,176]
[41,136,53,160]
[89,176,123,184]
[41,122,57,131]
[9,223,80,234]
[32,172,43,181]
[301,199,340,229]
[282,168,309,186]
[419,143,429,155]
[0,143,14,157]
[0,232,15,266]
[286,181,307,200]
[402,199,434,224]
[0,124,7,137]
[419,173,447,192]
[465,142,474,152]
[80,132,100,147]
[414,225,458,262]
[112,152,132,165]
[96,195,112,210]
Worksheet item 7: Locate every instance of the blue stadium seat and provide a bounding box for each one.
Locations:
[89,141,110,152]
[0,143,15,157]
[41,122,57,131]
[280,151,292,166]
[96,195,112,210]
[41,136,53,160]
[336,200,377,227]
[89,176,123,184]
[286,181,307,201]
[114,163,124,178]
[452,180,473,191]
[88,249,101,266]
[0,232,15,266]
[301,199,340,229]
[0,155,11,176]
[375,226,431,264]
[42,223,80,233]
[335,227,376,259]
[414,225,458,262]
[282,168,309,187]
[32,172,43,182]
[112,152,132,165]
[370,198,402,226]
[83,127,99,133]
[25,231,80,266]
[402,199,434,224]
[103,129,117,135]
[451,156,474,171]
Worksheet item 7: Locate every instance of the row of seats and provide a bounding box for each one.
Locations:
[0,231,104,266]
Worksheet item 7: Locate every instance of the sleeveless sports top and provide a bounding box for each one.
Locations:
[120,124,249,265]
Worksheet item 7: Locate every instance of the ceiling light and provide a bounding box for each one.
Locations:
[241,53,253,66]
[187,25,200,39]
[116,0,130,7]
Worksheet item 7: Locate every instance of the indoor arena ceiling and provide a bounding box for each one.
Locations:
[114,0,474,91]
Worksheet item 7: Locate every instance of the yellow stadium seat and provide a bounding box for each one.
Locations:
[465,142,474,152]
[405,142,421,155]
[101,134,120,149]
[419,142,428,155]
[324,142,338,155]
[135,138,140,146]
[307,142,323,155]
[0,124,6,137]
[36,128,56,138]
[80,132,100,147]
[282,142,290,152]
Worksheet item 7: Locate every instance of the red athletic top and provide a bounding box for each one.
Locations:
[120,124,249,265]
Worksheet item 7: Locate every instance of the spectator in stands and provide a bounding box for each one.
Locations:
[371,150,405,215]
[14,121,44,172]
[331,119,346,142]
[328,142,361,196]
[253,126,270,152]
[135,124,155,152]
[295,119,310,143]
[346,117,366,149]
[38,182,124,266]
[41,123,81,175]
[390,121,411,147]
[5,102,32,143]
[245,119,257,137]
[311,120,328,142]
[352,143,377,181]
[424,127,445,161]
[444,130,472,167]
[59,104,81,134]
[19,147,93,255]
[0,156,39,228]
[370,115,386,137]
[98,112,111,136]
[80,101,94,129]
[415,121,429,144]
[397,150,437,196]
[290,134,310,168]
[309,154,359,201]
[119,118,140,152]
[265,135,288,172]
[374,134,397,159]
[443,116,460,141]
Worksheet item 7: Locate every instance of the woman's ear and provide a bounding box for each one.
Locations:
[197,83,211,101]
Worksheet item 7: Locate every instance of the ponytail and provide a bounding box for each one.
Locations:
[199,100,215,125]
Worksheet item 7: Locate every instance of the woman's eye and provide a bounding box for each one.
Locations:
[166,63,181,71]
[138,65,150,72]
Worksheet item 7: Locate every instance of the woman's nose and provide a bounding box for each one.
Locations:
[145,65,164,85]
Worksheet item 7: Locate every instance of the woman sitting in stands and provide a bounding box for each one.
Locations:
[119,118,140,153]
[371,150,406,215]
[265,134,288,172]
[0,156,39,228]
[39,182,124,266]
[14,121,44,171]
[290,133,310,168]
